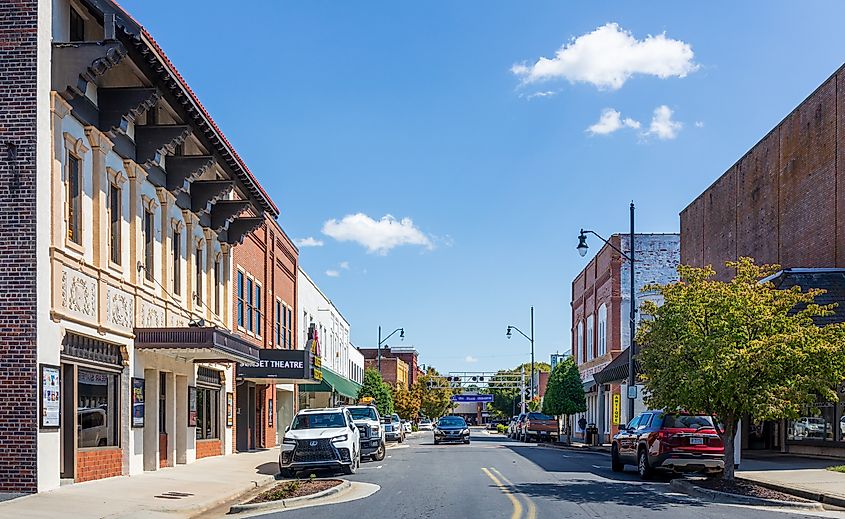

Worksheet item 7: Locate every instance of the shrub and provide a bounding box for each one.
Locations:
[496,424,507,434]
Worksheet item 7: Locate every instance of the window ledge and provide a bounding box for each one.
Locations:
[64,239,85,256]
[78,446,121,452]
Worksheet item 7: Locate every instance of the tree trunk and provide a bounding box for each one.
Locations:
[720,417,737,481]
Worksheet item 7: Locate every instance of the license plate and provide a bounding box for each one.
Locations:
[689,437,704,445]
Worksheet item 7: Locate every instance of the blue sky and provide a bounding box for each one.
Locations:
[123,1,845,374]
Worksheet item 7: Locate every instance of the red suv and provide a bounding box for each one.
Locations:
[611,411,724,479]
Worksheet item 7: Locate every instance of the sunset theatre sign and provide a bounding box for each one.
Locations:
[236,349,320,384]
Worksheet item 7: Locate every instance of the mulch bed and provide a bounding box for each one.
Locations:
[248,479,343,503]
[691,478,809,503]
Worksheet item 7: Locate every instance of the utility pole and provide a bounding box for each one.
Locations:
[530,306,535,401]
[627,202,636,422]
[520,366,526,414]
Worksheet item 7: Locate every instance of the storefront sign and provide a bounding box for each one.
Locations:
[132,377,145,428]
[188,386,197,427]
[627,385,638,399]
[612,394,621,425]
[40,364,61,429]
[226,392,234,427]
[236,349,317,382]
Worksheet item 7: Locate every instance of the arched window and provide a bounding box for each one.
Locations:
[586,315,594,361]
[598,304,607,356]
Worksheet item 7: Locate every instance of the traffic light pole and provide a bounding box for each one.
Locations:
[521,366,526,414]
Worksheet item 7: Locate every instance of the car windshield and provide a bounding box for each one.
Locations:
[805,418,825,424]
[420,419,431,424]
[661,414,714,429]
[528,413,553,420]
[437,417,466,427]
[349,407,378,421]
[392,414,401,422]
[291,412,346,430]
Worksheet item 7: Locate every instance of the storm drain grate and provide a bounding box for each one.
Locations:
[154,491,195,500]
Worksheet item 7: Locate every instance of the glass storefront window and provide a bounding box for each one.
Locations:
[196,387,219,440]
[788,402,837,442]
[78,368,119,448]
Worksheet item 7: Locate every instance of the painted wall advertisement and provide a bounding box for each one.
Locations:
[188,386,197,427]
[132,377,145,428]
[40,364,61,428]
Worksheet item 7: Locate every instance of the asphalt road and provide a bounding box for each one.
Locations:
[250,429,833,519]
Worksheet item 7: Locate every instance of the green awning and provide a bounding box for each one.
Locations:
[299,367,362,399]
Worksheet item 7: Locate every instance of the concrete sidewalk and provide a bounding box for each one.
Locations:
[738,455,845,508]
[0,449,279,519]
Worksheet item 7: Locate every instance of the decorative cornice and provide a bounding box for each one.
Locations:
[170,217,185,233]
[106,166,129,187]
[51,92,72,118]
[142,194,160,212]
[84,126,114,152]
[64,132,90,156]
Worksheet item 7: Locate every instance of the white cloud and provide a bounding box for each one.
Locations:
[295,237,324,248]
[695,121,705,128]
[340,261,350,270]
[646,105,682,139]
[325,269,340,277]
[523,90,558,100]
[512,22,697,90]
[322,213,434,255]
[587,108,641,135]
[465,355,478,363]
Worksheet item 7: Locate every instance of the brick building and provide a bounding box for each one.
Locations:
[0,0,315,494]
[359,346,420,388]
[680,64,845,457]
[364,356,409,388]
[231,215,298,451]
[571,234,679,442]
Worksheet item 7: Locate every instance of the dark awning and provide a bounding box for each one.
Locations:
[594,350,632,384]
[134,327,258,364]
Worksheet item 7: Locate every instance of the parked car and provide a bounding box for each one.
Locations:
[434,415,470,445]
[611,411,724,479]
[418,418,434,431]
[792,417,826,439]
[510,413,527,439]
[279,407,361,477]
[402,420,412,434]
[347,404,386,461]
[522,412,559,442]
[383,413,405,442]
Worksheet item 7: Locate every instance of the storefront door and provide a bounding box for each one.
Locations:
[159,372,168,467]
[236,381,256,451]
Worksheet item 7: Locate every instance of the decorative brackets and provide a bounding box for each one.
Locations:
[210,200,251,232]
[51,41,127,98]
[135,125,191,167]
[190,180,233,214]
[98,87,159,135]
[225,217,265,245]
[165,155,216,194]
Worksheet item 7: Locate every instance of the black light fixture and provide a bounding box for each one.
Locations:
[506,327,512,339]
[577,230,589,257]
[399,328,405,340]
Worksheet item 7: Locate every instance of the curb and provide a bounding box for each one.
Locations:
[185,474,278,518]
[536,442,611,454]
[736,477,845,510]
[669,478,824,511]
[229,479,352,514]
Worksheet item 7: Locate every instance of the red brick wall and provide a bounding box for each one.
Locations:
[196,439,222,459]
[76,449,123,483]
[681,66,845,277]
[0,0,39,493]
[231,215,298,449]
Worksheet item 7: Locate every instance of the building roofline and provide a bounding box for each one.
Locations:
[680,62,845,217]
[297,266,350,326]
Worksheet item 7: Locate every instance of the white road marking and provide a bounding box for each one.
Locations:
[592,464,604,469]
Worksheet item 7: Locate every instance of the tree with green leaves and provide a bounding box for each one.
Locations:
[358,368,394,416]
[392,383,420,420]
[638,258,845,480]
[542,357,586,442]
[416,367,455,419]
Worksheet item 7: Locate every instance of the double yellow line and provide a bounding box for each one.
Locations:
[481,467,536,519]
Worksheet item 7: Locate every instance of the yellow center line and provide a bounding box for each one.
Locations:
[481,467,522,519]
[490,467,537,519]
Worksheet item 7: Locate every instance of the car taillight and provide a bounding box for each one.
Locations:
[653,430,676,453]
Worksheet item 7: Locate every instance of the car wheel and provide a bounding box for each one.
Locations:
[279,468,295,479]
[343,451,359,475]
[638,448,654,480]
[464,439,470,444]
[611,444,624,472]
[371,442,386,461]
[434,439,440,445]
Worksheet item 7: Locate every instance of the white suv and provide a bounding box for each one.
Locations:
[279,408,361,477]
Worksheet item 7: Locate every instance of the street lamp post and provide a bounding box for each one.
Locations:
[577,202,637,421]
[377,326,404,372]
[506,306,535,400]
